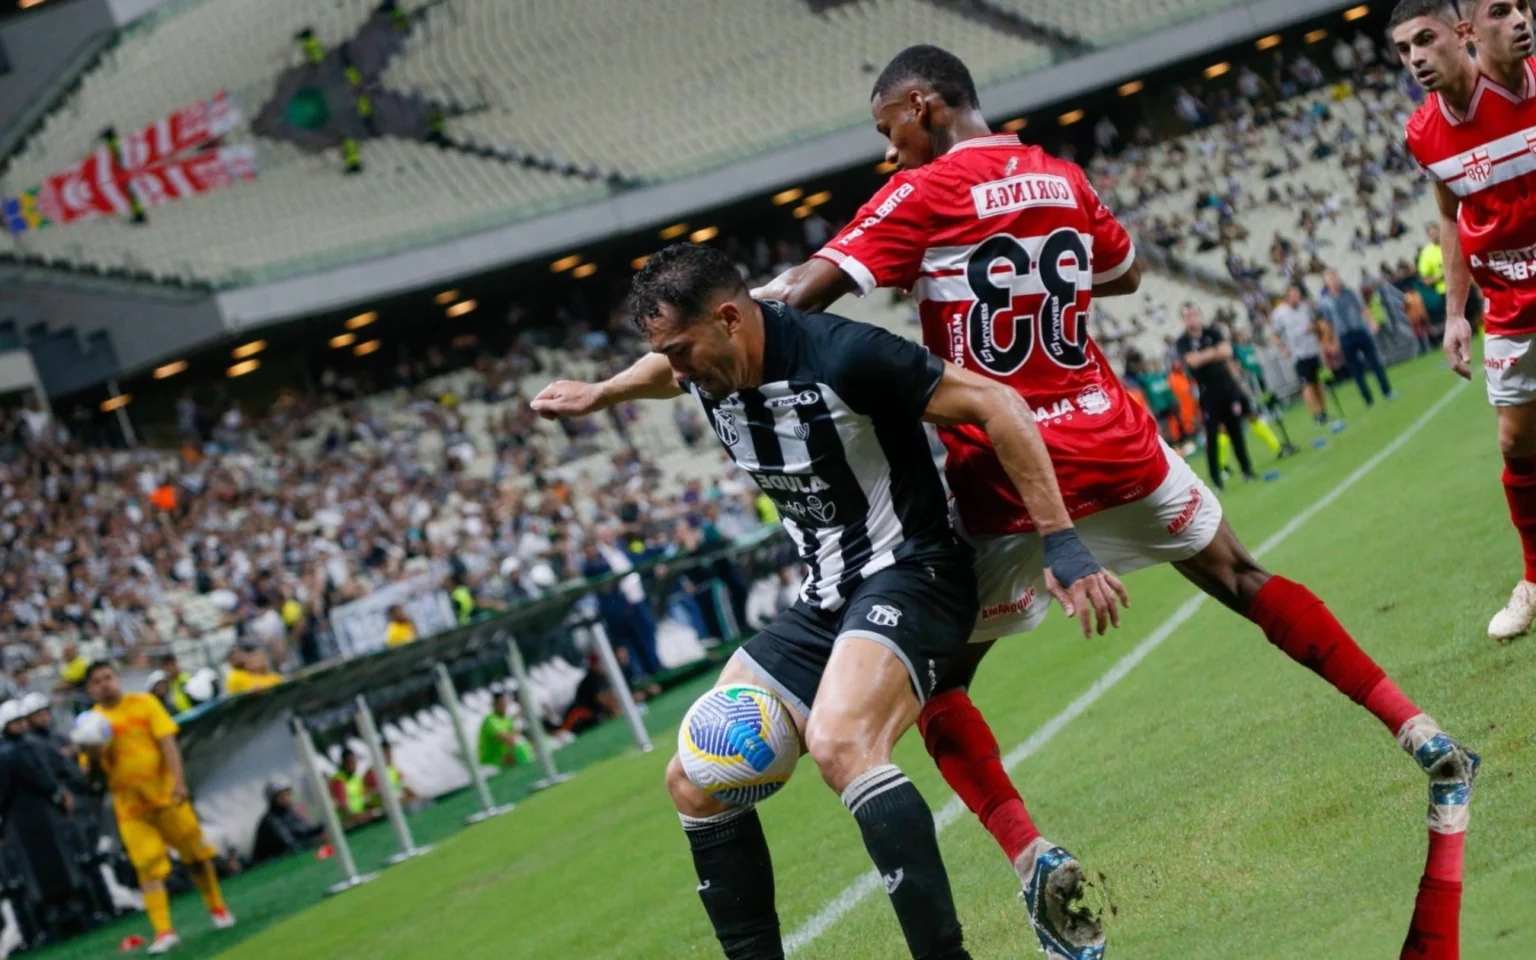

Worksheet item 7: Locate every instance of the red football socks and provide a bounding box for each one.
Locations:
[918,689,1041,863]
[1502,455,1536,583]
[1401,832,1466,959]
[1248,576,1421,735]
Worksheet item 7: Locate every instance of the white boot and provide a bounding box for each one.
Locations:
[1487,580,1536,641]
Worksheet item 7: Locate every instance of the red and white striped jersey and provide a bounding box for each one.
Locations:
[1406,57,1536,336]
[815,134,1167,536]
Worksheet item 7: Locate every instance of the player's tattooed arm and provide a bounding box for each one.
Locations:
[751,258,856,313]
[1434,181,1473,380]
[922,361,1129,636]
[531,353,683,419]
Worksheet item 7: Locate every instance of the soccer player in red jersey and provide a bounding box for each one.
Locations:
[752,44,1481,959]
[1396,0,1536,644]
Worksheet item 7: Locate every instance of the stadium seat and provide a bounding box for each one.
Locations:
[988,0,1249,46]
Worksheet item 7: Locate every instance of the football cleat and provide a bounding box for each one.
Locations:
[1017,839,1105,959]
[210,908,236,930]
[1487,580,1536,642]
[1397,716,1481,834]
[146,931,181,955]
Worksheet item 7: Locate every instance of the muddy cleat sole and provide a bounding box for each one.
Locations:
[1397,716,1481,834]
[1017,839,1106,959]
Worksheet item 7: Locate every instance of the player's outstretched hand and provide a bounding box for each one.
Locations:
[531,380,602,419]
[1444,316,1473,380]
[1045,567,1129,638]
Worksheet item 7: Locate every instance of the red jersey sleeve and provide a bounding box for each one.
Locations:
[1074,165,1136,284]
[814,171,930,295]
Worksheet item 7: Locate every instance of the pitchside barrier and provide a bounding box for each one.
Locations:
[177,525,798,879]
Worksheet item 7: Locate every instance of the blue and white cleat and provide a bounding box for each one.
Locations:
[1397,715,1481,834]
[1017,838,1106,959]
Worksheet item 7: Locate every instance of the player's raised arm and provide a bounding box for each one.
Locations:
[924,361,1129,636]
[531,352,682,420]
[751,258,856,313]
[1433,181,1474,380]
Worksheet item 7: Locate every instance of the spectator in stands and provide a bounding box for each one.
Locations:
[1174,86,1208,128]
[250,779,324,866]
[225,646,282,696]
[1318,269,1394,406]
[479,691,533,769]
[1331,36,1358,76]
[580,541,661,681]
[54,642,89,693]
[327,749,381,830]
[0,699,83,935]
[561,651,622,735]
[384,606,417,647]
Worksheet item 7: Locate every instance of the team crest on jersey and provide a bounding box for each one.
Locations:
[713,409,740,446]
[1462,149,1493,183]
[1076,385,1112,416]
[867,604,902,628]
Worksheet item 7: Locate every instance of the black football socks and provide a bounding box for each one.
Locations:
[841,764,972,960]
[682,807,784,960]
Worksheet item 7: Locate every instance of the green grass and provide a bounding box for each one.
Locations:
[39,355,1536,959]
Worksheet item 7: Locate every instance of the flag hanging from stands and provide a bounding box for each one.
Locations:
[2,91,253,235]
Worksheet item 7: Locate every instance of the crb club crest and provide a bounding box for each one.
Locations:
[866,604,903,628]
[1527,131,1536,157]
[1462,149,1493,184]
[712,408,740,446]
[1076,385,1112,415]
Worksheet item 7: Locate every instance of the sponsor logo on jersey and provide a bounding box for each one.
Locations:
[1471,244,1536,281]
[713,409,740,446]
[764,389,821,408]
[839,182,915,246]
[980,587,1036,621]
[1076,385,1112,416]
[793,423,811,441]
[753,473,832,494]
[1034,398,1076,423]
[882,869,905,893]
[1004,156,1019,176]
[1166,487,1204,536]
[867,604,903,628]
[1486,355,1519,371]
[1461,149,1493,183]
[971,173,1076,219]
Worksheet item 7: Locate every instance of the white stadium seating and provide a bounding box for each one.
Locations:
[0,0,1048,284]
[989,0,1247,45]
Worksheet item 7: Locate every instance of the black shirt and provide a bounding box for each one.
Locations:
[1174,326,1240,396]
[684,301,964,612]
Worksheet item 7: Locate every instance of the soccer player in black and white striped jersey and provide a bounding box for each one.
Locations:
[534,243,1126,960]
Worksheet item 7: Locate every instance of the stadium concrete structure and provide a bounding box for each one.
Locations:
[2,0,1369,401]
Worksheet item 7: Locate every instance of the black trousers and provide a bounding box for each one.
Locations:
[1202,389,1253,487]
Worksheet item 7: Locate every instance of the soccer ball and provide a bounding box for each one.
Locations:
[70,710,114,746]
[678,684,800,806]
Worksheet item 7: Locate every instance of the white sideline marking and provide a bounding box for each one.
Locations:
[784,382,1468,955]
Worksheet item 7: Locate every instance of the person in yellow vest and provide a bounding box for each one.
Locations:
[1418,223,1447,297]
[327,748,381,830]
[384,605,417,647]
[55,642,89,692]
[363,743,418,809]
[225,647,283,696]
[157,654,194,715]
[82,662,232,954]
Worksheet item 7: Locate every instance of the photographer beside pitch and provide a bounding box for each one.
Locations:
[533,243,1125,960]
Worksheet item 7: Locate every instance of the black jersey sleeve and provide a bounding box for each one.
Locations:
[816,314,944,422]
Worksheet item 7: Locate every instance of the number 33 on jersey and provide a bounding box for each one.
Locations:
[814,133,1167,537]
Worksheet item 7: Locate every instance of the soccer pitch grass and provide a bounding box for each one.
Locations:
[38,354,1535,960]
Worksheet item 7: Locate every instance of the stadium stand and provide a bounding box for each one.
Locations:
[988,0,1250,46]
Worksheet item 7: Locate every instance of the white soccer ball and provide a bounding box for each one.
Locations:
[678,684,801,806]
[70,710,114,746]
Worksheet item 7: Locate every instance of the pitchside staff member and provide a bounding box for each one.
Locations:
[1176,303,1257,490]
[533,244,1123,960]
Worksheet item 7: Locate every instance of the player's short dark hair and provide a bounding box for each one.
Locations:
[627,243,748,335]
[872,45,979,109]
[1388,0,1461,31]
[82,661,115,685]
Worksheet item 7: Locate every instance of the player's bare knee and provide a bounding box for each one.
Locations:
[665,753,721,818]
[804,716,882,794]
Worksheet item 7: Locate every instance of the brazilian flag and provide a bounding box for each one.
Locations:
[2,190,48,235]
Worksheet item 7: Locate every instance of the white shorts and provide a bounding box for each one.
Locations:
[968,442,1224,643]
[1484,333,1536,407]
